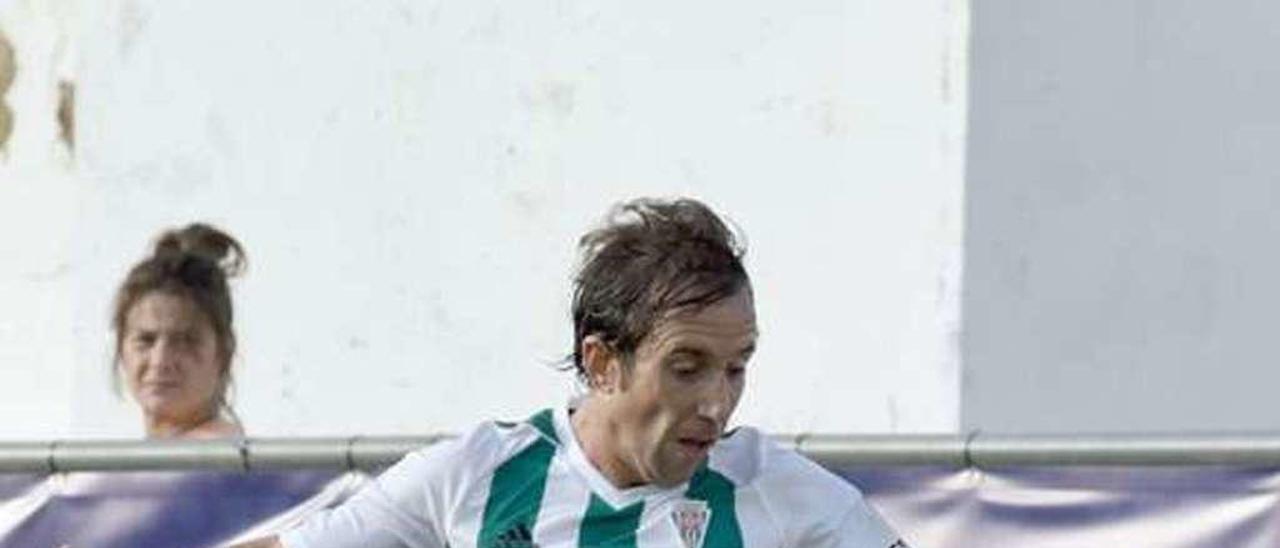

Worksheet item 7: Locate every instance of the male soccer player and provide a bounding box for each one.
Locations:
[244,197,906,547]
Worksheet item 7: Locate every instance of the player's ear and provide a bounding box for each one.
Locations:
[581,335,621,394]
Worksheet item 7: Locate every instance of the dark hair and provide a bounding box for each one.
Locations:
[570,198,749,380]
[111,223,246,419]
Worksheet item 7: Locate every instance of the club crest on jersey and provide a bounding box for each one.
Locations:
[671,499,711,548]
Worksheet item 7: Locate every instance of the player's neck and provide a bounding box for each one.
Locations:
[570,400,646,489]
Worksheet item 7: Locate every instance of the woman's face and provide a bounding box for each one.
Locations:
[120,291,225,431]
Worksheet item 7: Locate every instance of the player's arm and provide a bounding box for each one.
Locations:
[263,427,499,548]
[276,448,449,547]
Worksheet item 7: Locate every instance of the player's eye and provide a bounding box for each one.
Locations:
[131,333,156,348]
[669,360,702,380]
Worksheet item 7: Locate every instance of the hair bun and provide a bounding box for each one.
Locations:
[153,223,247,278]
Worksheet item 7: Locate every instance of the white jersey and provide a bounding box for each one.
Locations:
[282,407,905,547]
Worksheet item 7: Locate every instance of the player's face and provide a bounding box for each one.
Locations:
[120,292,225,433]
[611,288,757,487]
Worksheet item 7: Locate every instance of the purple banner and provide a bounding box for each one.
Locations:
[0,471,360,547]
[4,466,1280,546]
[853,466,1280,547]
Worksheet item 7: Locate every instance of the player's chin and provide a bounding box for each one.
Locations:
[653,465,700,488]
[656,444,711,485]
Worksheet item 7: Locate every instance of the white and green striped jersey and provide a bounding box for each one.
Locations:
[282,407,904,548]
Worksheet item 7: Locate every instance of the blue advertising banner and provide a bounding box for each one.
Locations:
[4,466,1280,547]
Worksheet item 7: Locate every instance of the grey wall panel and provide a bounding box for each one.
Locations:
[964,1,1280,432]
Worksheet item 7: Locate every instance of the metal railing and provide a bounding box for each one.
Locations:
[6,432,1280,473]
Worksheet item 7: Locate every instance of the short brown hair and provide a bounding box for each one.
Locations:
[570,198,749,379]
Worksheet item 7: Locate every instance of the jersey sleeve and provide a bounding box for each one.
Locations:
[805,495,906,548]
[279,439,462,548]
[752,439,906,548]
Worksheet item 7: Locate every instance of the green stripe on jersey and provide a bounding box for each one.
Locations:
[527,408,558,443]
[577,494,645,547]
[477,427,557,546]
[685,464,744,548]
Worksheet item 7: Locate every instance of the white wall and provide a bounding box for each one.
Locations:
[1,0,966,438]
[0,0,78,439]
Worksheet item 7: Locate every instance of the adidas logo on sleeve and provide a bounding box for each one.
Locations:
[283,407,906,547]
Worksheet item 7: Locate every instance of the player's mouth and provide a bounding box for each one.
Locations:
[676,437,715,459]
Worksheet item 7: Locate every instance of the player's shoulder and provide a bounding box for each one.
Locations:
[708,426,859,498]
[709,427,901,545]
[402,409,557,476]
[490,407,560,445]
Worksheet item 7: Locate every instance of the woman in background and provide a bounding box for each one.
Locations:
[112,223,247,439]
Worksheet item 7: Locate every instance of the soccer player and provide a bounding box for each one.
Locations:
[244,197,906,547]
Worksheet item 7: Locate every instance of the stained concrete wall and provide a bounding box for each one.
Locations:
[0,0,966,438]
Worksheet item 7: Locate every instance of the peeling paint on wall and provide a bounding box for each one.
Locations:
[0,30,14,154]
[57,79,72,151]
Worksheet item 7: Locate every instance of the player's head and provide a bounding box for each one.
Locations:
[112,223,245,436]
[572,197,757,486]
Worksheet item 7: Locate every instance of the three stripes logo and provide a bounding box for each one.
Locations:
[492,522,538,548]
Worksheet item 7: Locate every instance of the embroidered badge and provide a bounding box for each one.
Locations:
[671,499,711,548]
